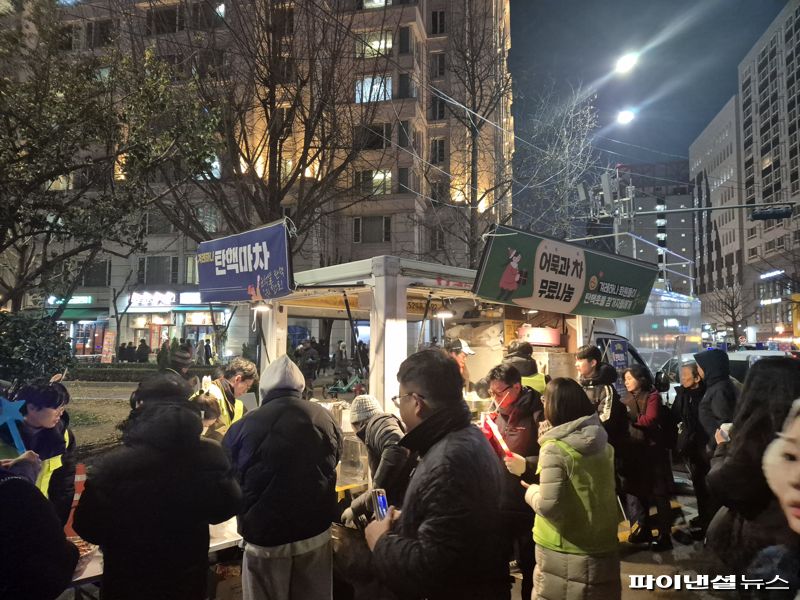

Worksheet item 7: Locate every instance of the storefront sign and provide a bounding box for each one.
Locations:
[197,220,293,302]
[101,330,116,364]
[47,295,93,305]
[131,291,176,307]
[473,225,658,318]
[179,292,202,304]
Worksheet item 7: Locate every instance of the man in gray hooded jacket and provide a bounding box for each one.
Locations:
[224,355,343,600]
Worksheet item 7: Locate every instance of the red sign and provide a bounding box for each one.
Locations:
[101,330,116,364]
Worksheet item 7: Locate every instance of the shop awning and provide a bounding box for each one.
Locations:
[52,309,108,321]
[172,305,228,312]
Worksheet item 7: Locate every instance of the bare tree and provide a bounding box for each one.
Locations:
[706,283,758,347]
[110,0,407,268]
[513,84,599,240]
[426,0,513,268]
[111,269,137,344]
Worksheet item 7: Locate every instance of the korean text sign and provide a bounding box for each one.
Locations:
[197,221,293,302]
[473,225,658,318]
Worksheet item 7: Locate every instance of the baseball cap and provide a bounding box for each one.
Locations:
[445,338,476,355]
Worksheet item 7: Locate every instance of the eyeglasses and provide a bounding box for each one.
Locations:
[489,385,511,399]
[390,392,425,408]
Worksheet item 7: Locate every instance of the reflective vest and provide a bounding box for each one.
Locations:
[207,380,245,428]
[35,429,71,498]
[521,373,547,395]
[533,438,618,555]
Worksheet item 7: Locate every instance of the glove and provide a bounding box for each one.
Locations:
[341,507,355,527]
[504,452,527,477]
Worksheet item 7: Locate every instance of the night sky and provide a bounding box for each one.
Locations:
[509,0,788,165]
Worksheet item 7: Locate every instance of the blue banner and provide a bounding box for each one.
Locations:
[598,338,629,397]
[197,221,293,302]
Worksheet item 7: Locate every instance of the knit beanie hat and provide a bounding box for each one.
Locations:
[350,395,382,424]
[170,348,193,370]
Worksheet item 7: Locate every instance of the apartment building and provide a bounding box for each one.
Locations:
[689,96,747,332]
[736,0,800,341]
[616,161,695,296]
[13,0,513,356]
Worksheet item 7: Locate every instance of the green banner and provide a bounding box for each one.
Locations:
[473,225,658,318]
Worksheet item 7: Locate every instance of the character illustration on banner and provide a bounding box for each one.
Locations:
[247,274,264,302]
[497,249,526,302]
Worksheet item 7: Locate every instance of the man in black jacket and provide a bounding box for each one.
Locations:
[575,345,628,447]
[487,363,544,600]
[694,348,739,450]
[366,349,510,600]
[342,394,413,522]
[74,373,241,600]
[224,355,343,600]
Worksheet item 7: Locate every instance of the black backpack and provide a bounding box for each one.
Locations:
[658,398,680,450]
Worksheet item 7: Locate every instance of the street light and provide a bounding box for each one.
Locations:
[615,52,639,74]
[617,109,636,125]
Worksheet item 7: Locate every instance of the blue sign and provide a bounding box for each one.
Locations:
[598,338,629,397]
[197,221,293,302]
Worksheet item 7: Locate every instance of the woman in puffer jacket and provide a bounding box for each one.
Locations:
[524,378,621,600]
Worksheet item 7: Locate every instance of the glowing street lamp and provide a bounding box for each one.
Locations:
[617,109,636,125]
[615,52,639,74]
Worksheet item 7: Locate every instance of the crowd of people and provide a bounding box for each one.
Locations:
[1,340,799,600]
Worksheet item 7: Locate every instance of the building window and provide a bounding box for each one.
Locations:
[355,76,392,103]
[431,10,445,35]
[353,216,391,243]
[362,0,387,8]
[747,246,758,259]
[138,256,178,285]
[794,229,800,245]
[354,123,392,150]
[398,27,411,55]
[398,167,410,193]
[430,95,447,120]
[358,31,392,58]
[355,170,391,195]
[396,73,416,99]
[85,19,116,49]
[398,120,410,147]
[145,211,174,235]
[747,226,757,239]
[430,138,446,164]
[185,256,198,284]
[430,181,449,203]
[192,2,225,29]
[432,229,445,251]
[430,53,445,79]
[80,260,110,287]
[146,6,185,35]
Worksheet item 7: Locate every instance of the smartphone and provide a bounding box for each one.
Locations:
[371,488,389,521]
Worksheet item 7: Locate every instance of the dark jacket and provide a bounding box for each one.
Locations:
[223,387,343,547]
[351,413,413,516]
[493,387,545,517]
[619,389,671,497]
[503,355,537,377]
[135,342,150,363]
[579,363,628,448]
[0,413,76,525]
[0,468,79,600]
[694,349,739,447]
[298,346,320,380]
[670,382,708,458]
[706,438,796,572]
[74,403,241,600]
[372,401,511,600]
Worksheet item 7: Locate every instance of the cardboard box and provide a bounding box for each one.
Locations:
[532,351,577,380]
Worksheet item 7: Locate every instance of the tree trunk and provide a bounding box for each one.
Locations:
[469,122,480,269]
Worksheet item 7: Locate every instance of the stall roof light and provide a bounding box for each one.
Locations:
[760,270,785,280]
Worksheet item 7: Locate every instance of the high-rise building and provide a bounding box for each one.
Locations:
[617,161,695,296]
[8,0,513,356]
[689,96,747,334]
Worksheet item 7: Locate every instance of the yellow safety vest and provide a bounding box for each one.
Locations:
[521,373,547,395]
[207,380,245,428]
[36,429,70,498]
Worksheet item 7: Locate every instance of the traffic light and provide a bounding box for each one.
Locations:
[749,205,794,221]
